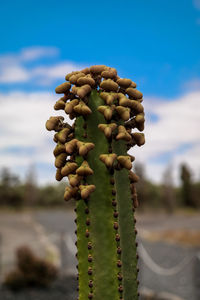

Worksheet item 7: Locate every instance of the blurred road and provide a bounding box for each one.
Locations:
[0,209,199,300]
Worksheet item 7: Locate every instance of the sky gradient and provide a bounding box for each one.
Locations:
[0,0,200,184]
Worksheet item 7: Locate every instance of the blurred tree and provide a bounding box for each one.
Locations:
[0,168,24,207]
[24,165,38,206]
[162,164,175,213]
[180,164,194,207]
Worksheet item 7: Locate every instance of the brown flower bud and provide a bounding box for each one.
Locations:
[72,84,92,98]
[99,153,117,168]
[54,100,66,110]
[116,78,132,88]
[100,92,116,105]
[68,174,82,187]
[61,162,78,176]
[65,139,78,154]
[53,143,66,157]
[117,155,134,170]
[55,168,63,181]
[76,161,93,176]
[76,141,95,156]
[65,99,79,114]
[79,185,96,199]
[116,106,130,121]
[77,75,95,87]
[132,132,145,146]
[133,193,139,208]
[65,71,79,81]
[128,100,144,113]
[118,96,133,107]
[69,72,85,84]
[55,153,67,168]
[73,100,92,115]
[80,67,90,74]
[55,128,71,144]
[126,87,143,100]
[98,123,117,138]
[97,105,115,120]
[45,116,64,131]
[129,171,140,183]
[55,82,71,94]
[116,125,132,141]
[64,186,78,201]
[101,67,117,79]
[100,79,118,92]
[90,65,106,74]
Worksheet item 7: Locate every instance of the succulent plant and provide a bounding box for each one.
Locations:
[46,65,145,300]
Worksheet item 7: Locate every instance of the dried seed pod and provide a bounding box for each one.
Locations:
[55,82,71,94]
[54,99,66,110]
[61,162,78,176]
[45,116,64,131]
[77,75,95,87]
[116,106,131,121]
[64,186,78,201]
[99,153,117,168]
[129,171,140,183]
[79,185,96,199]
[100,79,119,92]
[76,161,94,176]
[97,105,115,120]
[126,87,143,100]
[68,174,82,187]
[55,128,71,144]
[117,155,134,170]
[90,65,106,74]
[101,67,117,79]
[98,123,117,138]
[55,153,67,168]
[116,125,132,141]
[117,78,132,88]
[65,139,78,154]
[73,100,92,115]
[65,99,79,114]
[77,141,95,156]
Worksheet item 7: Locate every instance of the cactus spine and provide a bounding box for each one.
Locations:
[46,65,145,300]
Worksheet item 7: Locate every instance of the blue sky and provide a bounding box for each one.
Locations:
[0,0,200,184]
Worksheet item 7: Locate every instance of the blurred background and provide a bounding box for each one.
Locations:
[0,0,200,299]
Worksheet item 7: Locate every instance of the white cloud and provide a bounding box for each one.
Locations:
[0,88,200,185]
[0,91,73,183]
[20,46,59,61]
[0,47,83,85]
[193,0,200,9]
[130,90,200,183]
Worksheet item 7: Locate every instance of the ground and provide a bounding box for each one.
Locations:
[0,208,199,300]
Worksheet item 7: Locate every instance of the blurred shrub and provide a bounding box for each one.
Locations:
[4,246,58,290]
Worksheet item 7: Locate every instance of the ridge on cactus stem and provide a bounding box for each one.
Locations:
[46,65,145,300]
